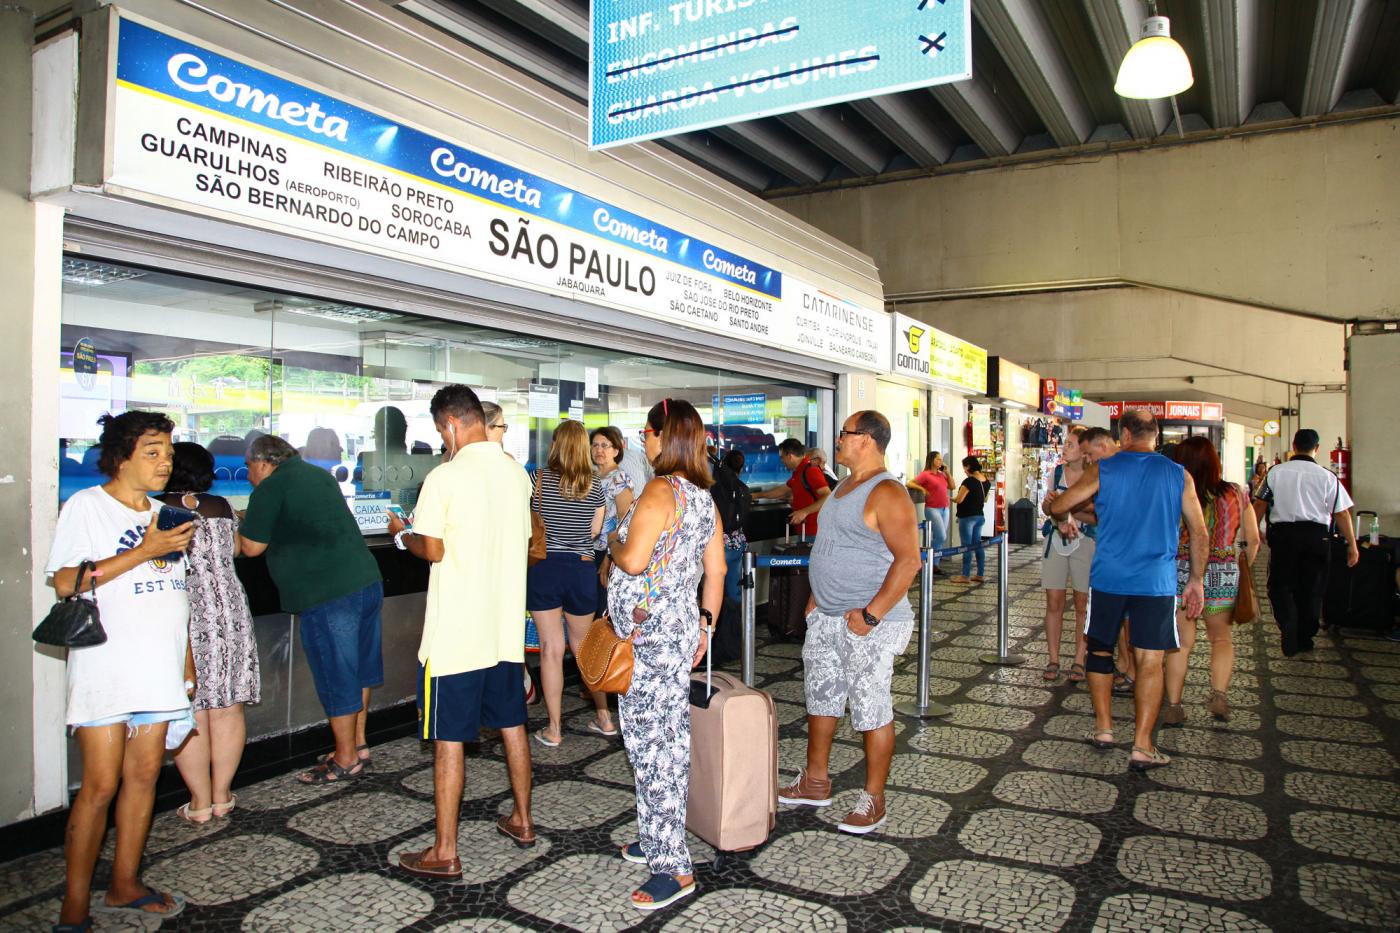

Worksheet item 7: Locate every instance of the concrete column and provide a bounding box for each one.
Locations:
[1349,329,1400,531]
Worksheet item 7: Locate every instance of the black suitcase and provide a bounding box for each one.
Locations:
[1324,534,1397,632]
[767,530,812,640]
[1008,499,1036,545]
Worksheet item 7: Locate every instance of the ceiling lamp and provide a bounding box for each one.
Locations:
[1114,15,1193,99]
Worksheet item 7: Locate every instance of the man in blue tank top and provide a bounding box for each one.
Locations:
[778,411,921,835]
[1052,409,1208,772]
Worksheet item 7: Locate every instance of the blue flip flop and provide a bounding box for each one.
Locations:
[620,841,646,864]
[51,918,92,932]
[630,872,696,911]
[100,886,186,920]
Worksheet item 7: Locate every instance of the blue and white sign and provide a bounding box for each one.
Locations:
[712,392,767,425]
[102,16,892,372]
[591,0,972,149]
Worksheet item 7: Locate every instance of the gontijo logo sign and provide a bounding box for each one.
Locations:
[114,19,782,299]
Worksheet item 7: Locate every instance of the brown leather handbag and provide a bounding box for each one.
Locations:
[577,616,636,694]
[528,477,547,566]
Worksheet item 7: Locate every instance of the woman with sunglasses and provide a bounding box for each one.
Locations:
[610,398,726,911]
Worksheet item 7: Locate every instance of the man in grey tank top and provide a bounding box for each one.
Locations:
[778,411,921,834]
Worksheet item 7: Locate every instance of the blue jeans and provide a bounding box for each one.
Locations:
[959,515,986,577]
[923,506,948,565]
[723,545,745,604]
[299,581,385,718]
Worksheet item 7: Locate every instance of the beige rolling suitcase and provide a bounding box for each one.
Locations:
[686,651,778,852]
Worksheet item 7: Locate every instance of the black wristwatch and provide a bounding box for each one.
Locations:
[862,608,881,627]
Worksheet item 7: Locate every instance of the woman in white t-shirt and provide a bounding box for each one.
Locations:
[47,412,196,931]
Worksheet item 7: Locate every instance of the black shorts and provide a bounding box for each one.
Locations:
[418,660,527,743]
[1087,590,1178,651]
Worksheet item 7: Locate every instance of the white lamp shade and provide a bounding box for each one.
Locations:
[1115,17,1194,99]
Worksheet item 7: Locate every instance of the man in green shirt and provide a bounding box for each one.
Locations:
[239,435,383,784]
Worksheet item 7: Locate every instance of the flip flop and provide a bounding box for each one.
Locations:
[1042,662,1061,681]
[51,918,92,932]
[588,719,619,737]
[533,731,560,748]
[631,873,696,911]
[99,887,186,920]
[1129,746,1172,772]
[397,847,462,880]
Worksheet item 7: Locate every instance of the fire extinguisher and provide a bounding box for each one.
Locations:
[1330,438,1350,494]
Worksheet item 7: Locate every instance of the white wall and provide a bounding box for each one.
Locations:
[1298,390,1348,453]
[1349,331,1400,530]
[1224,422,1246,486]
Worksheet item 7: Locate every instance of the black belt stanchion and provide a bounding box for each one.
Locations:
[896,521,951,719]
[980,529,1026,666]
[740,550,757,687]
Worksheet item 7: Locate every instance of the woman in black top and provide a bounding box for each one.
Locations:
[951,456,991,584]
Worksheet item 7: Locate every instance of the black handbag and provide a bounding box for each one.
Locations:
[32,560,106,648]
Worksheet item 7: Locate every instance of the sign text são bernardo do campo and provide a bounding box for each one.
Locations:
[105,17,889,372]
[591,0,972,149]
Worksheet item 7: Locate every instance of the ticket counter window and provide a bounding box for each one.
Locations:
[57,259,824,528]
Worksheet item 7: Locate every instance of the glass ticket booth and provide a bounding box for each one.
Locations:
[57,258,831,777]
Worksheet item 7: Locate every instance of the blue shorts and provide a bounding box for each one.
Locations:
[299,581,385,718]
[527,551,598,616]
[71,708,187,733]
[1087,590,1179,651]
[418,660,527,743]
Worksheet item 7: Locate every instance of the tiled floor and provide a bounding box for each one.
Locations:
[4,546,1399,931]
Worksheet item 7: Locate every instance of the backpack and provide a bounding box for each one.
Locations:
[709,455,753,534]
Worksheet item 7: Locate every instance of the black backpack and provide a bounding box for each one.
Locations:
[709,455,753,534]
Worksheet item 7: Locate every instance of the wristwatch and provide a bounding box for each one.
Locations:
[393,529,411,551]
[862,608,881,627]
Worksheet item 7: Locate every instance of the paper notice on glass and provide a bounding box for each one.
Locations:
[781,395,807,417]
[972,405,993,449]
[568,401,584,422]
[584,367,599,399]
[528,384,559,419]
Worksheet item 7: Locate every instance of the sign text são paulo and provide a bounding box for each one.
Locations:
[106,17,889,371]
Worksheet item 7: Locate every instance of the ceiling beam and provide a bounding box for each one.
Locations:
[851,95,953,168]
[401,0,588,97]
[930,73,1021,157]
[709,123,829,186]
[661,134,771,192]
[779,110,888,177]
[1197,0,1258,128]
[973,0,1096,146]
[1300,0,1375,116]
[476,0,589,57]
[1081,0,1170,137]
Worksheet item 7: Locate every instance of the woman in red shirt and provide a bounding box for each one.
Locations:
[907,451,954,568]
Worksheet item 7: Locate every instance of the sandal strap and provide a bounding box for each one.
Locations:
[635,873,683,901]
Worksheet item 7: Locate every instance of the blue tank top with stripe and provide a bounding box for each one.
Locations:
[1090,451,1185,597]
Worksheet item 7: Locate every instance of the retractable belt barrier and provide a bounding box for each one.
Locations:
[737,533,1008,696]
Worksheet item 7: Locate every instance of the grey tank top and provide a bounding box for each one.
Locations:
[808,471,913,621]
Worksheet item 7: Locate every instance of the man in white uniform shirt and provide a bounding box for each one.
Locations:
[1254,429,1359,656]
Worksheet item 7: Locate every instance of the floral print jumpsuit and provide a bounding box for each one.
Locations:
[608,475,715,877]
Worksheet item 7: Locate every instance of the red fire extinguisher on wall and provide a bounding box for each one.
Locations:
[1330,438,1350,494]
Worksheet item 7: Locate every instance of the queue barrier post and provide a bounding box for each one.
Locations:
[895,521,951,720]
[980,531,1026,666]
[740,549,757,687]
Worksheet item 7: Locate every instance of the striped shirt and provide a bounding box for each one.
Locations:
[535,469,604,556]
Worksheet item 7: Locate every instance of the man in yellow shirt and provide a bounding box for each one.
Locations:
[387,384,535,879]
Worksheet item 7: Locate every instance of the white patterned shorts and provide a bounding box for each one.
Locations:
[802,610,915,732]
